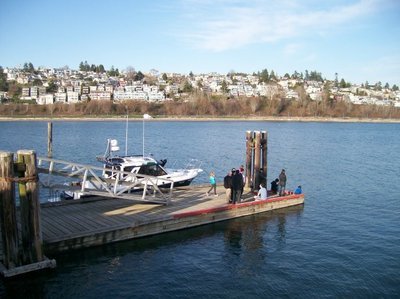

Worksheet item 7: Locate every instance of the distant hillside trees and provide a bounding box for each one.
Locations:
[46,79,58,93]
[107,66,120,77]
[257,69,277,83]
[259,69,269,83]
[182,80,193,92]
[79,61,105,73]
[135,71,144,81]
[340,78,351,88]
[0,95,399,119]
[23,62,35,73]
[304,70,323,81]
[0,66,8,91]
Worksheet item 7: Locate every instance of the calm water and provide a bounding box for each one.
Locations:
[0,120,399,298]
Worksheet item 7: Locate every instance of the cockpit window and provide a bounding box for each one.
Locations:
[138,164,167,176]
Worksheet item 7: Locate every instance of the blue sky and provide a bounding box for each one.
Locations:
[1,0,399,85]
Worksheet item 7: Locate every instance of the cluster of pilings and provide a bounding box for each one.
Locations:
[245,131,268,191]
[0,150,56,278]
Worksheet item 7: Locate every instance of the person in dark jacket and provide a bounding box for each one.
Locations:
[231,169,244,204]
[223,171,233,203]
[271,178,279,194]
[278,169,287,196]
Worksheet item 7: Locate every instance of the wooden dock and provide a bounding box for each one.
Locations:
[0,130,303,277]
[37,185,304,254]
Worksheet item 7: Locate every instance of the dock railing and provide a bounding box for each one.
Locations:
[37,157,174,205]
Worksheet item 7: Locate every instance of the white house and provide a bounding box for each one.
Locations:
[37,94,54,105]
[148,91,165,102]
[55,92,67,103]
[67,91,80,103]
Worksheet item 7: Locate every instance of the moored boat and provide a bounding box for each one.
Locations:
[96,139,203,188]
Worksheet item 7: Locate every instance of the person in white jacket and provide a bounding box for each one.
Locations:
[254,183,267,201]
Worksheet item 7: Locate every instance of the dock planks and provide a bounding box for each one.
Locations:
[4,185,304,256]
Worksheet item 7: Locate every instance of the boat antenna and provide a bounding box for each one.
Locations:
[125,112,128,156]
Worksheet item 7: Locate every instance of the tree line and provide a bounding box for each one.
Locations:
[0,92,399,119]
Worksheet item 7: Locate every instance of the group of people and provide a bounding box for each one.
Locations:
[270,169,287,196]
[270,169,302,196]
[222,166,245,204]
[207,167,302,204]
[206,166,245,204]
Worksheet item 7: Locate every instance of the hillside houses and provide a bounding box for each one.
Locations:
[1,66,399,108]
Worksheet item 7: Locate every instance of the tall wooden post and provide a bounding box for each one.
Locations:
[261,131,268,186]
[0,152,20,268]
[47,122,53,158]
[16,150,43,264]
[254,131,261,190]
[245,131,253,190]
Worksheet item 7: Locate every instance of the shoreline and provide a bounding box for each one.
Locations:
[0,116,400,123]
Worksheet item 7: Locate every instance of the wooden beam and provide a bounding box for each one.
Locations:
[261,131,268,185]
[245,131,252,190]
[0,151,20,268]
[254,131,261,190]
[0,257,56,278]
[17,150,44,264]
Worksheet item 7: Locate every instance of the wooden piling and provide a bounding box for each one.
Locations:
[0,152,20,269]
[16,150,43,264]
[245,131,252,190]
[254,131,261,189]
[47,122,53,158]
[261,131,268,186]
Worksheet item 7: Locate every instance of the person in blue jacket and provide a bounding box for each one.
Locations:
[206,171,218,196]
[294,185,302,194]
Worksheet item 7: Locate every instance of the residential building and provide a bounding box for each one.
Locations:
[89,92,111,101]
[67,91,79,103]
[55,92,67,103]
[37,94,54,105]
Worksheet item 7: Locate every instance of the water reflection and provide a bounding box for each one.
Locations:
[0,205,304,298]
[224,205,304,252]
[222,205,304,279]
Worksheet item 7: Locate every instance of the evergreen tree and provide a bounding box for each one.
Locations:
[22,62,34,73]
[304,70,309,80]
[107,66,119,77]
[270,70,277,81]
[221,80,228,93]
[134,71,144,81]
[46,80,58,93]
[259,69,269,83]
[28,62,34,72]
[0,66,9,91]
[182,80,193,92]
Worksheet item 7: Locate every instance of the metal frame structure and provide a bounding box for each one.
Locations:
[37,157,174,205]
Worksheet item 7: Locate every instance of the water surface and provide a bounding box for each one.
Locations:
[0,120,399,298]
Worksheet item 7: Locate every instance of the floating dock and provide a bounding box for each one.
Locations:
[0,130,305,277]
[38,185,304,254]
